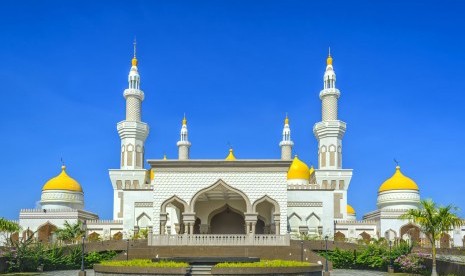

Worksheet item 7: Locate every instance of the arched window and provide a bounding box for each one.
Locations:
[329,145,336,166]
[136,145,142,167]
[320,146,327,167]
[121,145,125,167]
[127,144,134,166]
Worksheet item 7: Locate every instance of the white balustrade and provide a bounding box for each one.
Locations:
[149,234,290,246]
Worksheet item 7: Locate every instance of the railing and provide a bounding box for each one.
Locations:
[149,234,290,246]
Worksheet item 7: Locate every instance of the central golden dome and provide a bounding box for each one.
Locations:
[42,166,83,192]
[378,166,418,193]
[287,156,310,180]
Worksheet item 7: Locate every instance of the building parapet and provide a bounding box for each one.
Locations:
[87,220,123,225]
[149,234,290,246]
[335,220,377,225]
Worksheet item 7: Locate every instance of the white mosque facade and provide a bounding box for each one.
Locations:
[4,50,465,248]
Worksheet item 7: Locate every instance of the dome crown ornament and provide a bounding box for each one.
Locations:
[42,165,83,192]
[378,165,419,193]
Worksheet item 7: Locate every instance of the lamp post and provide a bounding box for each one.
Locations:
[126,239,130,261]
[79,220,87,276]
[388,240,394,273]
[300,240,304,262]
[324,235,329,275]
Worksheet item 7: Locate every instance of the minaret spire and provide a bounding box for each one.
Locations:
[279,113,293,160]
[116,41,149,169]
[177,114,191,160]
[313,50,346,169]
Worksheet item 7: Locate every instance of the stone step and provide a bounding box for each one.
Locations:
[189,265,213,275]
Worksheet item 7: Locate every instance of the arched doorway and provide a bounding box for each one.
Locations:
[113,232,123,240]
[400,224,421,245]
[88,232,100,242]
[255,218,265,234]
[359,232,371,243]
[161,196,188,235]
[22,229,34,241]
[334,231,345,242]
[440,233,450,248]
[190,180,251,235]
[253,196,280,235]
[210,205,245,234]
[38,223,57,243]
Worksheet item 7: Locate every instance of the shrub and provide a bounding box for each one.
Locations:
[100,259,188,268]
[215,259,312,268]
[325,240,413,271]
[394,253,427,274]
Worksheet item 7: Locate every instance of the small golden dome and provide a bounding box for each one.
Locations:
[225,148,236,161]
[347,204,356,215]
[42,166,83,192]
[327,55,333,66]
[284,115,289,125]
[150,169,155,180]
[309,165,315,176]
[287,156,310,180]
[378,166,419,193]
[132,57,138,66]
[182,116,187,126]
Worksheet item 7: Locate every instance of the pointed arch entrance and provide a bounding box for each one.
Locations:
[190,180,251,234]
[38,222,57,243]
[400,223,421,245]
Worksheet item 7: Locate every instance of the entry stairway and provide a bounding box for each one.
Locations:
[189,264,213,275]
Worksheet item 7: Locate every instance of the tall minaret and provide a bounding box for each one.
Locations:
[117,40,149,169]
[177,115,191,160]
[313,49,346,170]
[279,114,293,160]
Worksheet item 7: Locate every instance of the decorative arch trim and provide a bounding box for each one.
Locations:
[305,212,321,222]
[189,179,251,212]
[160,195,189,213]
[288,212,302,222]
[252,195,280,214]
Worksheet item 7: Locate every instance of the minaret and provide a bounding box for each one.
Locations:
[117,40,149,169]
[313,49,346,170]
[177,115,191,160]
[279,114,293,160]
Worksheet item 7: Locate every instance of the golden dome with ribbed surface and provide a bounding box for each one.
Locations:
[287,156,310,180]
[42,166,83,192]
[347,204,356,215]
[378,166,419,193]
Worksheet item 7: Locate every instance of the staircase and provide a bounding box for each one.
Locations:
[189,264,213,275]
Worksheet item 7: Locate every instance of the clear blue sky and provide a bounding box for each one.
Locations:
[1,1,464,220]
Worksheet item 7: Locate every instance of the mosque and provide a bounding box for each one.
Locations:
[5,48,465,248]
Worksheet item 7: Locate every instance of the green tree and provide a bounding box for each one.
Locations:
[399,199,463,276]
[54,220,84,244]
[0,217,20,245]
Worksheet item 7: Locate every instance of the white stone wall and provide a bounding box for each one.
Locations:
[152,171,288,235]
[287,190,335,237]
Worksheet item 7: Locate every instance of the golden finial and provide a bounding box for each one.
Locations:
[225,147,236,161]
[182,113,187,126]
[326,47,333,65]
[61,158,66,170]
[132,38,138,66]
[163,154,167,160]
[284,113,289,125]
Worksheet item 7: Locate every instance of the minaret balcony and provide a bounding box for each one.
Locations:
[124,88,145,101]
[319,88,340,99]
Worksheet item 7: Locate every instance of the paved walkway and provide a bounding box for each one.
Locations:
[37,269,389,276]
[333,270,389,276]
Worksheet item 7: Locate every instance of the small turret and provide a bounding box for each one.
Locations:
[177,114,191,160]
[279,114,293,160]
